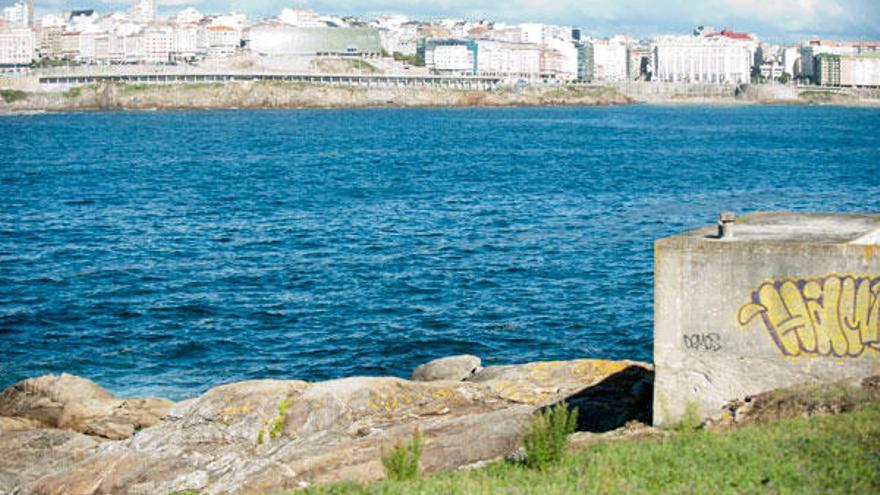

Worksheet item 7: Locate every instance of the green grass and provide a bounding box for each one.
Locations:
[0,89,27,103]
[292,402,880,494]
[381,430,424,481]
[522,402,578,469]
[119,83,153,94]
[62,87,81,98]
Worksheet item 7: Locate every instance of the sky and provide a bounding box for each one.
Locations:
[19,0,880,43]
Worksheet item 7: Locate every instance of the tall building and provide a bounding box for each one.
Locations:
[799,40,880,82]
[815,53,880,87]
[0,25,35,65]
[578,37,629,82]
[131,0,156,24]
[652,33,755,84]
[2,1,29,25]
[424,38,477,75]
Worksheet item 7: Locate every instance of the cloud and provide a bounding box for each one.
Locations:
[26,0,880,41]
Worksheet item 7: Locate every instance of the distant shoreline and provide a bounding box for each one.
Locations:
[2,81,879,113]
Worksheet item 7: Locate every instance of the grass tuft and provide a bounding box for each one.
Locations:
[673,399,703,432]
[523,402,578,470]
[381,430,424,481]
[0,89,27,103]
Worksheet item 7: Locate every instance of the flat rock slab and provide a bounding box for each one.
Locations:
[1,357,652,495]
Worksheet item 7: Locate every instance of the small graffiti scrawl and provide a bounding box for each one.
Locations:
[738,274,880,358]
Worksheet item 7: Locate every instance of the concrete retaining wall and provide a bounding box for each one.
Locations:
[653,212,880,426]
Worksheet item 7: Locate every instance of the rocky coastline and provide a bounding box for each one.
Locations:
[0,355,653,495]
[2,81,879,114]
[0,82,634,113]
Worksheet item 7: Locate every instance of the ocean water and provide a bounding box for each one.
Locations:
[0,105,878,399]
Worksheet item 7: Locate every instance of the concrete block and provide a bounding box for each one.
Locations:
[653,212,880,426]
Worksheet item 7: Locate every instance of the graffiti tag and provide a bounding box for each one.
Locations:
[738,274,880,358]
[683,333,722,352]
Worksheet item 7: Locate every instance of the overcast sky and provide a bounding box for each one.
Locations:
[22,0,880,42]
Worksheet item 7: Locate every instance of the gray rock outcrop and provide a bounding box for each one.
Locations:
[411,355,482,382]
[0,358,653,495]
[0,373,173,440]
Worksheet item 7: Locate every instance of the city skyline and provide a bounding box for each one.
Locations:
[12,0,880,43]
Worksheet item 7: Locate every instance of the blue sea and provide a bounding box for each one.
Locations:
[1,105,878,399]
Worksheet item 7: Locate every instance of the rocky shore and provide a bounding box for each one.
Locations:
[0,356,652,495]
[2,81,879,114]
[0,82,633,113]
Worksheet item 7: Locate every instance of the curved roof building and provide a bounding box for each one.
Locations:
[248,24,381,57]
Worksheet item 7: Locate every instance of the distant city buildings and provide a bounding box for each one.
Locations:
[0,2,878,87]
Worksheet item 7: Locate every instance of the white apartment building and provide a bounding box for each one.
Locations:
[209,13,247,32]
[517,23,572,45]
[173,8,204,25]
[591,38,629,81]
[782,46,799,77]
[841,56,880,87]
[279,8,325,28]
[206,26,239,58]
[78,31,113,63]
[652,35,753,84]
[60,31,81,60]
[378,21,418,55]
[759,60,784,79]
[476,40,541,79]
[0,25,34,65]
[425,42,474,74]
[799,44,855,80]
[173,24,204,61]
[544,38,578,79]
[820,54,880,87]
[142,26,173,63]
[2,1,28,26]
[37,24,63,59]
[800,41,880,81]
[131,0,156,25]
[123,34,144,63]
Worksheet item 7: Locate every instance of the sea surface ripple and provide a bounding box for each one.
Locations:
[1,105,878,399]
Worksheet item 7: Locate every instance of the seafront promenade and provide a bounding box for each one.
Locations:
[35,72,504,91]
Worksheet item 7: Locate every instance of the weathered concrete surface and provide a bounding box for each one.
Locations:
[654,212,880,426]
[412,354,482,381]
[0,357,652,495]
[0,373,173,440]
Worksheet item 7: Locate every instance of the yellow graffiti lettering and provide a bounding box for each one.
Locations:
[738,274,880,358]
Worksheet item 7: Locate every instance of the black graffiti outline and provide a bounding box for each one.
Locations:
[683,333,722,352]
